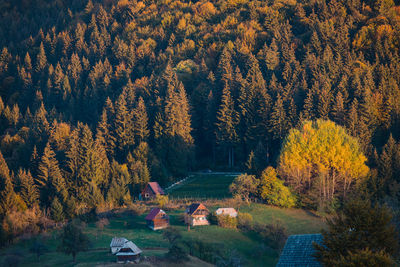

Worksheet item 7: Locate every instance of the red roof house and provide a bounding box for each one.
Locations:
[145,208,169,230]
[141,182,165,200]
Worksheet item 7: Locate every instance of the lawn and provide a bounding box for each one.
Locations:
[168,173,240,199]
[0,203,326,267]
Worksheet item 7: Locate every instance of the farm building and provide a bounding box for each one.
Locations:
[277,234,323,266]
[110,237,128,254]
[115,241,142,263]
[145,208,169,230]
[184,203,209,226]
[216,208,238,217]
[141,182,165,200]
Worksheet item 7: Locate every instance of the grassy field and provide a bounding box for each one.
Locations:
[168,173,240,199]
[0,203,325,267]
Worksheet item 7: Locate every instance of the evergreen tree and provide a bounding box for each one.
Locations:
[37,142,67,205]
[35,42,47,73]
[216,85,239,167]
[0,152,17,216]
[133,96,149,143]
[269,94,289,141]
[114,93,134,158]
[18,169,39,208]
[51,197,65,222]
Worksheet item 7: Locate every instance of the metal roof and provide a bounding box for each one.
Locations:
[110,237,128,248]
[216,208,238,217]
[148,182,165,195]
[277,234,323,267]
[116,241,142,256]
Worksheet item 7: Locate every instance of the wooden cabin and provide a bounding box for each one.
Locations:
[184,203,209,226]
[145,208,169,230]
[215,208,238,217]
[141,182,165,200]
[115,241,142,263]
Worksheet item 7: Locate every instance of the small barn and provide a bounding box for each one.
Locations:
[215,208,238,217]
[277,234,323,267]
[110,237,128,254]
[141,182,165,200]
[145,208,169,230]
[115,241,142,263]
[184,203,209,226]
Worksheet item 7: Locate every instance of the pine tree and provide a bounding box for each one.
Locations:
[133,97,149,143]
[50,197,65,222]
[38,142,67,205]
[0,151,17,216]
[114,93,134,158]
[216,85,239,167]
[269,94,289,140]
[35,42,47,73]
[332,91,346,125]
[18,169,39,208]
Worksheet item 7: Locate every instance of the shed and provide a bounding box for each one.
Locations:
[110,237,128,254]
[145,208,169,230]
[184,203,209,226]
[215,208,238,217]
[277,234,323,267]
[141,182,165,200]
[116,241,142,263]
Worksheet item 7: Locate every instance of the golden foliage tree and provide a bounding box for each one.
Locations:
[278,120,369,208]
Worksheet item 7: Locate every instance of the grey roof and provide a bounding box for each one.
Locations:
[277,234,323,267]
[110,237,128,248]
[116,241,142,256]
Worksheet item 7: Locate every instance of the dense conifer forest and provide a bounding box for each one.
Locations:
[1,0,400,246]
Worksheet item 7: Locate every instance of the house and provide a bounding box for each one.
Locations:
[215,208,238,217]
[110,237,128,254]
[184,203,209,226]
[145,208,169,230]
[141,182,165,200]
[277,234,323,267]
[116,241,142,263]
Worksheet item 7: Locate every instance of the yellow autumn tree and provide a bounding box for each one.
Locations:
[278,120,369,208]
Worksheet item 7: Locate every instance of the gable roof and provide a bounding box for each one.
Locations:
[148,182,165,195]
[277,234,323,267]
[110,237,128,248]
[216,208,237,216]
[116,241,142,256]
[186,203,208,215]
[145,208,167,220]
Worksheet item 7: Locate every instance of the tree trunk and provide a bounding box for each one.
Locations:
[73,252,76,263]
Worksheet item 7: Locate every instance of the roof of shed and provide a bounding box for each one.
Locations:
[148,182,165,195]
[145,208,167,220]
[277,234,323,267]
[186,203,208,215]
[110,237,128,248]
[116,241,142,256]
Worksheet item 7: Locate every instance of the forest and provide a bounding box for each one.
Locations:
[0,0,400,248]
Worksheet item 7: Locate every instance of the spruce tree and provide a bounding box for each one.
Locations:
[114,93,134,158]
[51,197,65,222]
[35,42,47,73]
[38,142,67,205]
[216,85,239,167]
[269,94,289,141]
[0,152,17,216]
[133,96,149,143]
[18,169,39,208]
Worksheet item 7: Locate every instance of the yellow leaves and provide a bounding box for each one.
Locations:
[279,120,369,192]
[177,17,187,31]
[117,0,130,8]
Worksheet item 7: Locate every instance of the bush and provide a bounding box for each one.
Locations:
[252,220,288,250]
[154,195,169,208]
[208,212,218,225]
[237,212,253,231]
[217,215,237,229]
[259,167,296,208]
[127,203,147,216]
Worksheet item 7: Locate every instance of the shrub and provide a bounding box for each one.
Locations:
[217,215,237,229]
[154,194,169,208]
[259,167,296,208]
[252,220,288,250]
[237,212,253,231]
[127,203,147,216]
[208,212,218,225]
